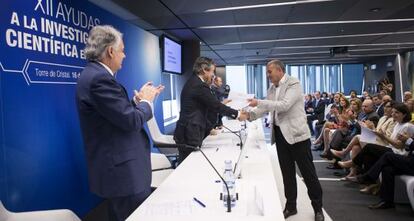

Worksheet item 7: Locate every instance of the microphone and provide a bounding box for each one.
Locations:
[184,144,232,213]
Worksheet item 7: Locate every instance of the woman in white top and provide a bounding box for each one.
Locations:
[339,103,414,173]
[332,100,396,178]
[332,100,396,158]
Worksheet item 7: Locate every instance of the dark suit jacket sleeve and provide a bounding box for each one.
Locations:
[196,83,238,119]
[90,73,153,131]
[314,100,325,114]
[408,139,414,152]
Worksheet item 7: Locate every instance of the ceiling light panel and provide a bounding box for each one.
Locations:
[204,0,335,12]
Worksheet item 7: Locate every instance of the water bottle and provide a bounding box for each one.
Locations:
[222,160,236,207]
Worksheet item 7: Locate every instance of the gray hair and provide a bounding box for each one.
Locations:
[267,59,286,73]
[193,57,215,75]
[84,25,123,61]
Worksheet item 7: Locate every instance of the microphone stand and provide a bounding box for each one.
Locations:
[221,124,243,150]
[221,124,246,176]
[185,145,232,213]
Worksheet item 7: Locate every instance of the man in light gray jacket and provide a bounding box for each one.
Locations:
[240,60,324,221]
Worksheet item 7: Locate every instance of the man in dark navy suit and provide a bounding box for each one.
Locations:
[307,91,325,135]
[76,25,163,221]
[174,57,242,163]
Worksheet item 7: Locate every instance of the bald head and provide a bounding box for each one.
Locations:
[362,99,375,114]
[404,91,412,102]
[382,95,392,103]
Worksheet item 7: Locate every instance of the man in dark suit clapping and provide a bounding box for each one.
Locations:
[76,25,163,221]
[174,57,242,163]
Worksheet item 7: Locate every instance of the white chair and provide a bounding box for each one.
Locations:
[394,175,414,210]
[151,153,174,188]
[147,116,181,166]
[0,201,81,221]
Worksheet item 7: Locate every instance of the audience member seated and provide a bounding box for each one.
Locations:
[322,92,329,101]
[338,96,350,114]
[307,91,325,136]
[313,93,344,147]
[403,91,413,103]
[404,98,414,123]
[305,94,314,114]
[372,94,383,116]
[353,132,414,209]
[339,103,414,177]
[349,90,358,100]
[361,91,370,102]
[331,100,396,179]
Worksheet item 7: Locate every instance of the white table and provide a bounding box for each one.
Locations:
[127,120,284,221]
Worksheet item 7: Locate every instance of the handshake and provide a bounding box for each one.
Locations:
[134,82,165,103]
[237,98,259,121]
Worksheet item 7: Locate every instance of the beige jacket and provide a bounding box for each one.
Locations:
[249,75,311,145]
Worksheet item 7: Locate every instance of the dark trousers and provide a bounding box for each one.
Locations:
[365,152,414,202]
[307,115,317,135]
[353,143,391,173]
[108,188,151,221]
[274,125,323,212]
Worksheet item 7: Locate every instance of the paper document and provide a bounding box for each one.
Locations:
[227,91,255,110]
[360,126,377,144]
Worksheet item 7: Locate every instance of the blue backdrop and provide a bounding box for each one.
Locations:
[0,0,164,217]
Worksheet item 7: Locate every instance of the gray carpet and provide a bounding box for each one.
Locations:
[310,147,414,221]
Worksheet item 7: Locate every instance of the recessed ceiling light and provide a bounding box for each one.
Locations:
[215,30,414,46]
[271,42,414,50]
[205,0,334,12]
[197,18,414,29]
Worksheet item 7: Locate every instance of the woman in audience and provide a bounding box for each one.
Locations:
[332,100,396,179]
[313,93,346,145]
[338,96,350,114]
[338,103,414,177]
[349,90,358,100]
[355,132,414,209]
[320,108,356,158]
[349,98,362,117]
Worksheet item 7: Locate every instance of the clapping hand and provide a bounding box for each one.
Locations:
[134,82,164,103]
[397,132,410,143]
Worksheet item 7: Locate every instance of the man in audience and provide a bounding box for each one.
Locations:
[372,94,383,116]
[404,91,413,103]
[361,91,370,101]
[174,57,242,163]
[360,99,380,125]
[211,76,226,101]
[76,25,164,221]
[242,60,324,221]
[307,91,326,136]
[210,76,229,128]
[376,94,392,118]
